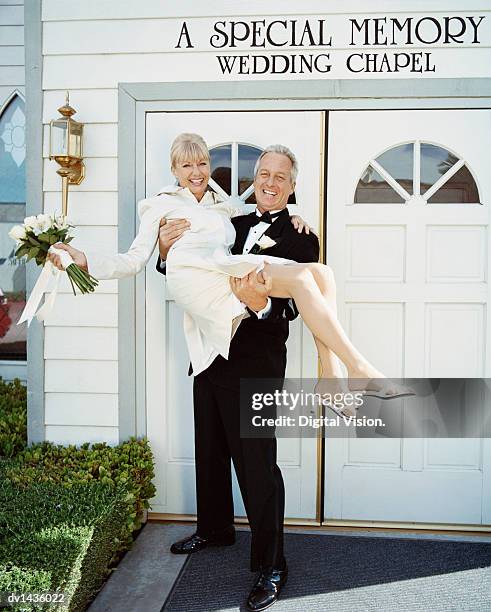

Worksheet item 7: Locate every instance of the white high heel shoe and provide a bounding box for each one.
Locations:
[355,379,416,400]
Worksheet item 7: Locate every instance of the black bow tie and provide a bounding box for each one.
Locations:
[251,210,282,226]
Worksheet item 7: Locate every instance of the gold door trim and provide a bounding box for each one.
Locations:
[315,110,327,525]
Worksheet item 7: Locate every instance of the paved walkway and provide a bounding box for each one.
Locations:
[88,523,192,612]
[88,523,491,612]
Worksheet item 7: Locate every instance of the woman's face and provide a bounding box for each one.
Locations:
[172,157,210,201]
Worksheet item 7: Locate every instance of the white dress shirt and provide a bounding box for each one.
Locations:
[241,208,284,318]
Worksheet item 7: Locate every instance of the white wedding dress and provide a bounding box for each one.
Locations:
[85,185,294,375]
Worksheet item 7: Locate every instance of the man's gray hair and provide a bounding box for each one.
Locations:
[253,144,298,183]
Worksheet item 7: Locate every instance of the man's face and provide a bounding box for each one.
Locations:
[253,152,295,213]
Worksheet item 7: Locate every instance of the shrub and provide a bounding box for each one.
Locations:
[0,479,129,611]
[4,437,156,546]
[0,382,157,610]
[0,378,27,458]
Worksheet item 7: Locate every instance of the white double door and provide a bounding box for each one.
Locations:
[144,107,491,527]
[145,111,323,519]
[325,110,491,525]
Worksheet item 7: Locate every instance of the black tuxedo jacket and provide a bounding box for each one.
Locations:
[156,208,320,389]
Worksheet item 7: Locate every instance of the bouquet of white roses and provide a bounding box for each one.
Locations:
[9,213,98,295]
[9,213,99,325]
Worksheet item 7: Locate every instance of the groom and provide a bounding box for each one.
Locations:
[157,144,319,611]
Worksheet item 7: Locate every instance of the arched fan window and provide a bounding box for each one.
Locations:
[354,142,480,205]
[0,92,26,361]
[209,142,296,205]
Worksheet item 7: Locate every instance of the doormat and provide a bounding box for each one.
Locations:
[162,530,491,611]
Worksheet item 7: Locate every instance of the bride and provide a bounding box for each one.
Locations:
[48,132,412,400]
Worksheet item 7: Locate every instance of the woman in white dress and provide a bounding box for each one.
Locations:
[48,133,412,399]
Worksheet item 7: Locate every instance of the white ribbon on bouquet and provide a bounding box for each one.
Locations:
[17,246,75,326]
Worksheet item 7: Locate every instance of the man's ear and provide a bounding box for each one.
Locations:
[289,181,296,196]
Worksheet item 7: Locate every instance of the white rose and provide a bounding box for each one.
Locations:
[9,225,27,241]
[23,215,38,230]
[54,214,69,230]
[36,214,53,233]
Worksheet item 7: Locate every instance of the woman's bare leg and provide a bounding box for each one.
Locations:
[260,262,402,394]
[306,265,350,401]
[307,264,344,380]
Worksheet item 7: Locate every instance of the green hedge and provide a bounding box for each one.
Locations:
[0,378,27,458]
[0,479,129,611]
[4,437,156,544]
[0,379,157,610]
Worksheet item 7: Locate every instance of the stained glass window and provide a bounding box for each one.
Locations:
[0,94,26,361]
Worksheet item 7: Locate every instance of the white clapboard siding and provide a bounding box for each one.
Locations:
[45,393,118,427]
[45,327,118,360]
[43,157,117,191]
[70,225,118,253]
[44,191,118,226]
[42,293,117,327]
[47,276,117,295]
[45,360,118,393]
[51,276,117,295]
[43,123,117,158]
[41,0,483,21]
[43,89,118,123]
[43,19,194,55]
[0,85,23,106]
[0,46,24,66]
[42,48,491,90]
[0,25,23,46]
[0,5,23,25]
[0,65,24,86]
[0,0,23,5]
[42,15,491,56]
[42,54,218,89]
[45,425,119,446]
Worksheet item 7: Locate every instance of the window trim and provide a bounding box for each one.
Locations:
[0,89,25,118]
[0,90,27,372]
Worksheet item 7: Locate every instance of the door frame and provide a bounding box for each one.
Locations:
[113,79,491,528]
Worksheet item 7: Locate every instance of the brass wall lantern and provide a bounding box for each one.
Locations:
[49,92,85,217]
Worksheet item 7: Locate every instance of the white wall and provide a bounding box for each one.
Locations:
[37,0,491,444]
[0,0,24,108]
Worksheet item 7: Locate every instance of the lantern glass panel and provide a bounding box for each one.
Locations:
[68,122,83,158]
[50,120,68,156]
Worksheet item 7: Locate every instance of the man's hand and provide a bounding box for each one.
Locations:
[158,218,190,260]
[290,214,311,234]
[47,242,88,272]
[230,271,272,312]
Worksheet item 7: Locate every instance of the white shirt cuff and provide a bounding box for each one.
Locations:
[253,297,272,319]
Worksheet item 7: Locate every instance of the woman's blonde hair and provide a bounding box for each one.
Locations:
[170,133,210,169]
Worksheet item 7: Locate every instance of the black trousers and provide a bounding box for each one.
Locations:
[193,371,286,572]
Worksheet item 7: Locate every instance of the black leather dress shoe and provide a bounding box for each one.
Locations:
[246,565,288,611]
[170,527,235,554]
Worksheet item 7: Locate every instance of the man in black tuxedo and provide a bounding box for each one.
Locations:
[156,145,319,611]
